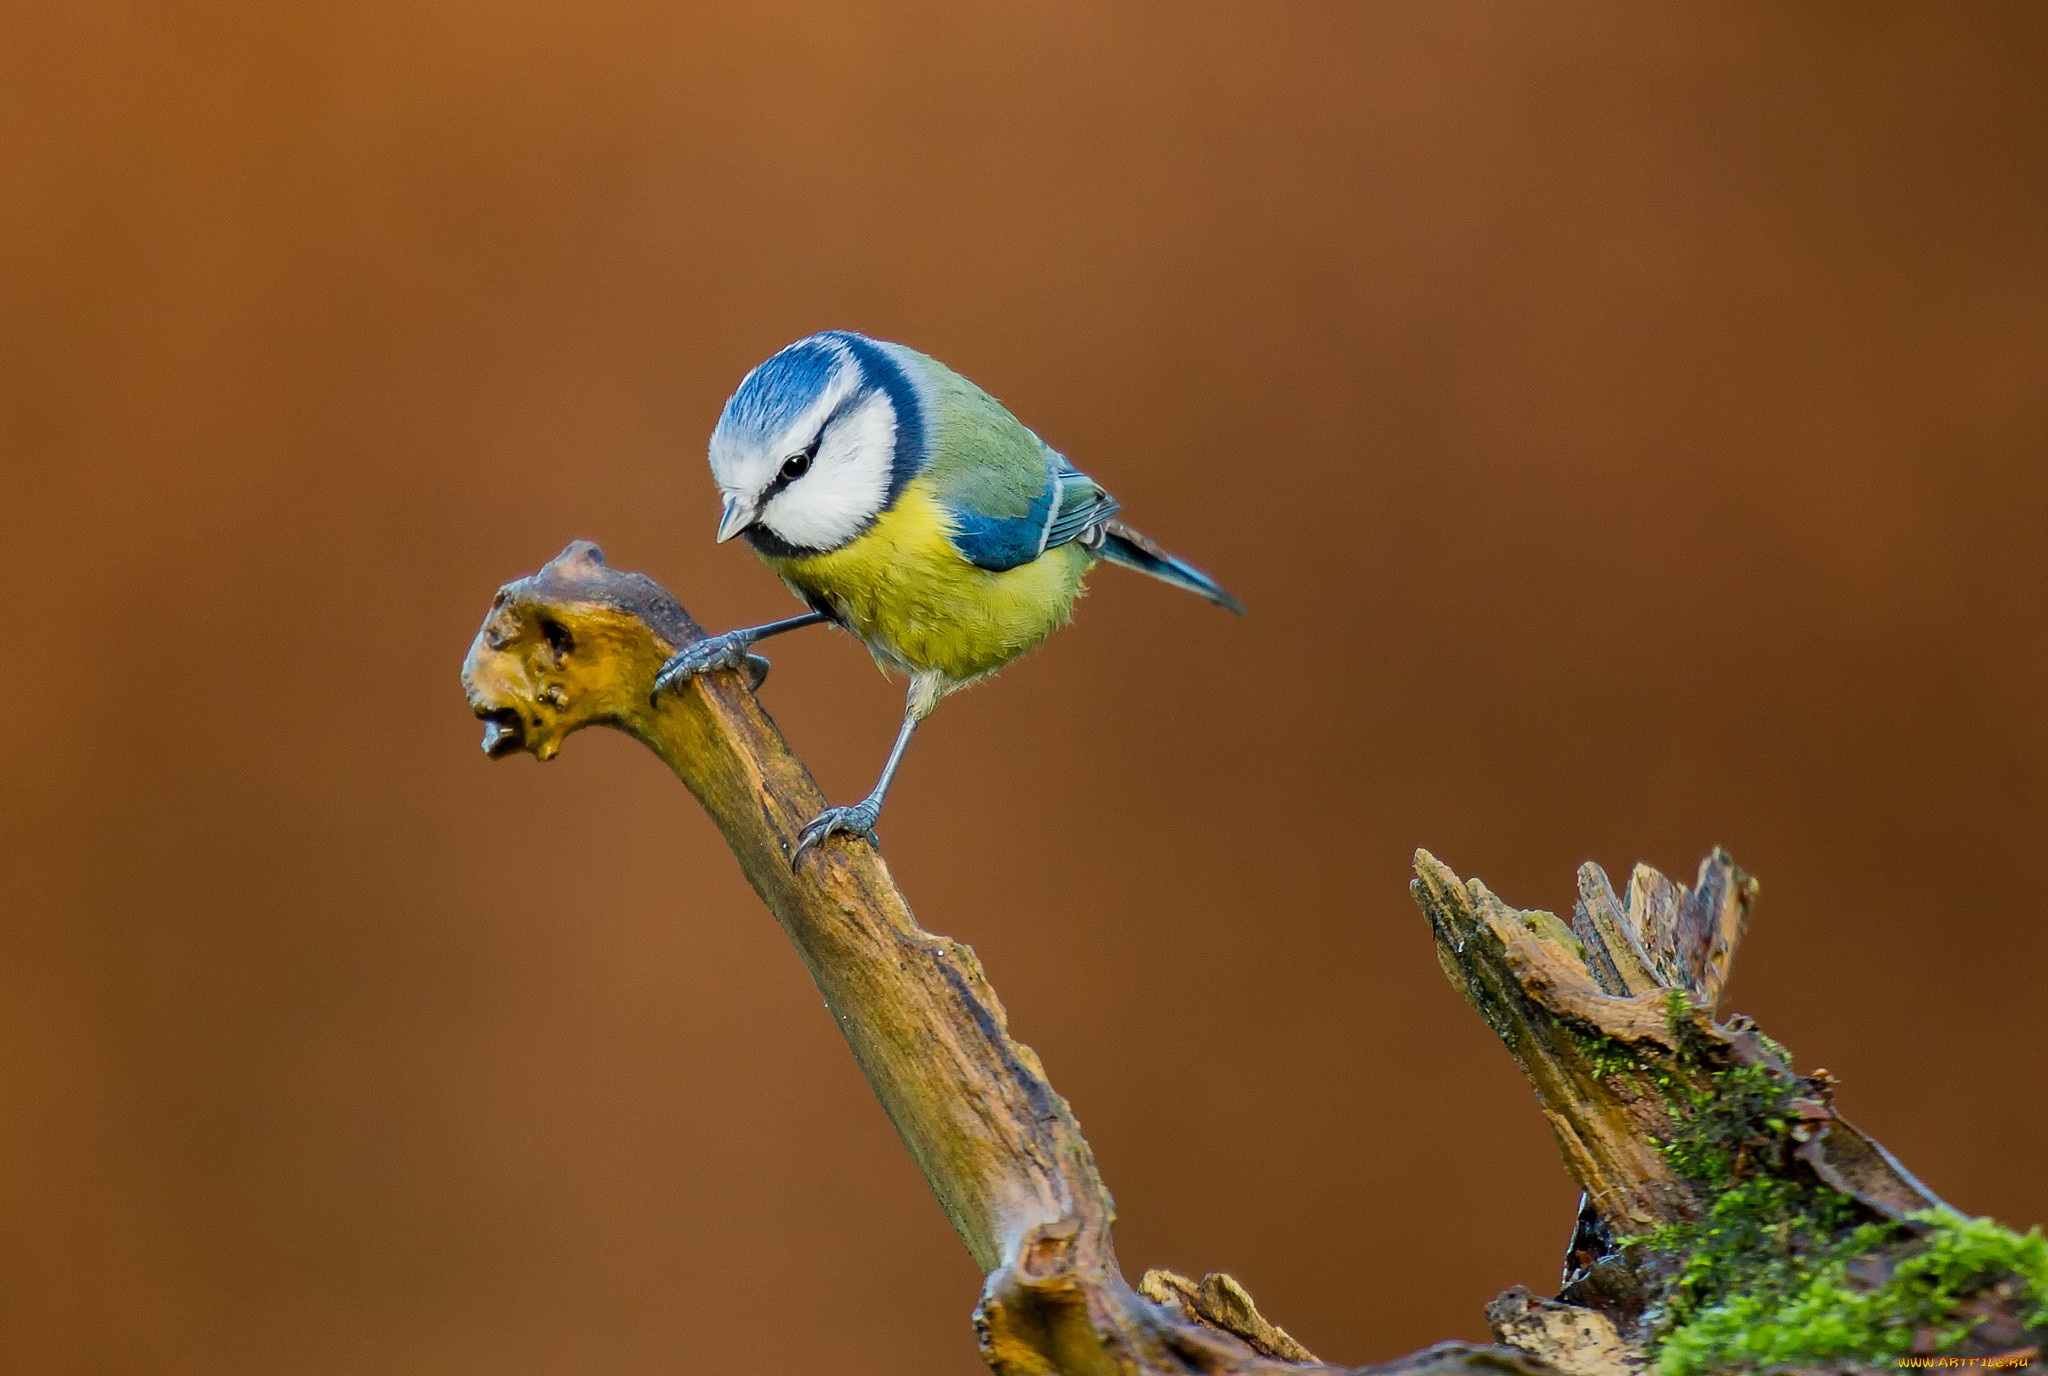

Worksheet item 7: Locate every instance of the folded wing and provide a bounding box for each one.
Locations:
[943,455,1120,572]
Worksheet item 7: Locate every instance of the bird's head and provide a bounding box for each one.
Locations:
[706,332,925,556]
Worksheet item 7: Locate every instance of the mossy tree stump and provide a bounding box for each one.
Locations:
[1415,851,2046,1372]
[463,543,2046,1376]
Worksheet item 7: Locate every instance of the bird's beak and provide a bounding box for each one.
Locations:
[716,494,759,544]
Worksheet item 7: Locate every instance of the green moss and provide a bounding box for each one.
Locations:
[1618,1029,2048,1371]
[1656,1060,1802,1182]
[1664,990,1705,1057]
[1631,1176,1878,1343]
[1567,1022,1642,1085]
[1652,1207,2048,1375]
[1559,987,2045,1370]
[1618,996,1805,1186]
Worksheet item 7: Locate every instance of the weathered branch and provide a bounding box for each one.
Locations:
[462,543,2045,1376]
[461,542,1546,1376]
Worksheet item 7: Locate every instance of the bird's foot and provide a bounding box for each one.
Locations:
[792,799,882,865]
[649,632,770,702]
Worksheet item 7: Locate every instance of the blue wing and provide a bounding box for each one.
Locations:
[944,457,1119,572]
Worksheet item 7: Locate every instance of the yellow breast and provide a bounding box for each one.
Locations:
[763,482,1091,685]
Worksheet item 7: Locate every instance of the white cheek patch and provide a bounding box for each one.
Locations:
[761,391,897,550]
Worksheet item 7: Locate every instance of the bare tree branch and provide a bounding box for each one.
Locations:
[460,542,1546,1376]
[462,543,2045,1376]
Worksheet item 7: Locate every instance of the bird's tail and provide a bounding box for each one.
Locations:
[1095,520,1246,615]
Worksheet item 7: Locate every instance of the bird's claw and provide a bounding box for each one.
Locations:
[649,633,767,703]
[791,802,881,865]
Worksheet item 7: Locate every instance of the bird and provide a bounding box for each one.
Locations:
[650,330,1243,862]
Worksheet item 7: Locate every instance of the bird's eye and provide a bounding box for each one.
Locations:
[781,451,812,481]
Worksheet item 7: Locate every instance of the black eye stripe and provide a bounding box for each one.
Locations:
[761,427,829,501]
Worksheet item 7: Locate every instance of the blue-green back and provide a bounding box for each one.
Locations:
[890,347,1116,572]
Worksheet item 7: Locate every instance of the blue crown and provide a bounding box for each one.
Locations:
[719,335,848,442]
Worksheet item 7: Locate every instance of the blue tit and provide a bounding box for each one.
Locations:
[651,330,1243,861]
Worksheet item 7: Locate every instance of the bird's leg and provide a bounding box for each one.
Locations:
[792,705,923,863]
[649,611,828,701]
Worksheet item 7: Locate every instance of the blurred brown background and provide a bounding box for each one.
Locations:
[5,2,2045,1372]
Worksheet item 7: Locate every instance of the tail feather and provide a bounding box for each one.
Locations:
[1096,520,1246,615]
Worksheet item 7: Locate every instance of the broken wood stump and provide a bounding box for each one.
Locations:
[1415,853,2044,1375]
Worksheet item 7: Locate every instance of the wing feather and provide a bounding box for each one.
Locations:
[944,455,1119,571]
[1043,460,1119,550]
